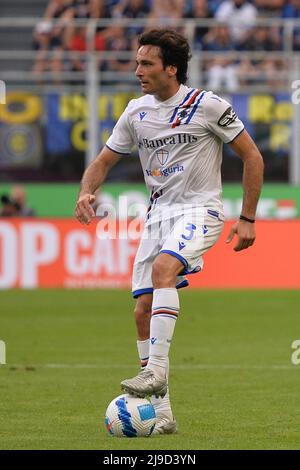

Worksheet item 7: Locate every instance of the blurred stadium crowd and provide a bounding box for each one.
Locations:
[31,0,300,90]
[0,0,297,185]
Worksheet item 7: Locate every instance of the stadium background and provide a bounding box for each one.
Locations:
[1,0,300,450]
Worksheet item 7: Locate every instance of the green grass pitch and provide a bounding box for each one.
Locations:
[1,289,300,450]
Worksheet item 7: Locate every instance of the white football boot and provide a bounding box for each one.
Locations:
[121,368,168,398]
[152,411,178,435]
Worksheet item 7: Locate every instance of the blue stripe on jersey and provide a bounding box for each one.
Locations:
[183,91,206,125]
[169,88,196,123]
[207,209,219,219]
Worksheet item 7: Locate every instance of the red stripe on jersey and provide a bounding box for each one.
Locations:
[172,89,201,128]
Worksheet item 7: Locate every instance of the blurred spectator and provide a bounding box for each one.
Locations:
[238,26,284,87]
[184,0,213,49]
[66,0,112,73]
[70,0,111,19]
[147,0,185,27]
[93,0,113,23]
[282,0,300,50]
[112,0,150,37]
[65,0,111,50]
[113,0,150,20]
[203,25,239,91]
[10,186,36,217]
[69,26,106,72]
[0,195,20,217]
[215,0,257,44]
[104,26,137,75]
[32,0,74,75]
[105,0,122,8]
[282,0,300,17]
[206,1,223,15]
[254,0,285,17]
[238,56,285,88]
[243,5,283,85]
[239,25,281,51]
[72,0,91,18]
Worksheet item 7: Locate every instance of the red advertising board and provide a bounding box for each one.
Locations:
[0,219,299,289]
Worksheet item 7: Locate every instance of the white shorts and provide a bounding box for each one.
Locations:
[132,209,224,298]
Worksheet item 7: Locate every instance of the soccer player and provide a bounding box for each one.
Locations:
[75,29,264,434]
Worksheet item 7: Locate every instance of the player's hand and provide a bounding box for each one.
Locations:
[226,220,256,252]
[75,193,96,225]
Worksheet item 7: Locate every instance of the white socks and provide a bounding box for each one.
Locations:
[151,358,172,416]
[137,340,172,416]
[136,288,179,416]
[137,338,150,369]
[148,288,179,377]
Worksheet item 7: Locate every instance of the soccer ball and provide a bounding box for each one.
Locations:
[105,394,156,437]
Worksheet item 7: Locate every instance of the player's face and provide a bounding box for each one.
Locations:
[135,46,177,98]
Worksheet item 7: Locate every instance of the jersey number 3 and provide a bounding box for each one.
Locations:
[181,223,197,241]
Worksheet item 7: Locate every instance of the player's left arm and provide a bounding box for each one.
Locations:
[226,129,264,252]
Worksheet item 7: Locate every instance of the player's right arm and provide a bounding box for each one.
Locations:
[76,102,134,224]
[75,146,120,225]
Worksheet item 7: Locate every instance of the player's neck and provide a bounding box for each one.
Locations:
[154,83,181,102]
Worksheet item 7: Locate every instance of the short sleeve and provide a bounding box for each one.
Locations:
[106,105,135,155]
[203,94,244,144]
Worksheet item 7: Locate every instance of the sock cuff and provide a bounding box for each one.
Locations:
[137,339,150,365]
[153,288,177,294]
[153,287,180,312]
[137,339,150,346]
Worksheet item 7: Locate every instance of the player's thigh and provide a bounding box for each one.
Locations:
[152,252,185,287]
[160,212,224,274]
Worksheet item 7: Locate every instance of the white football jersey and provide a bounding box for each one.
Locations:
[106,85,244,224]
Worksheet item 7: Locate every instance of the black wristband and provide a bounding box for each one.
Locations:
[239,215,255,224]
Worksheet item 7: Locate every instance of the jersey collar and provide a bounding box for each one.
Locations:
[153,84,189,107]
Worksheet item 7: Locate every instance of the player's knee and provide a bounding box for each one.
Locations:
[152,257,177,287]
[134,300,151,318]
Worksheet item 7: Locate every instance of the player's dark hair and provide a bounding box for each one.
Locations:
[138,29,192,84]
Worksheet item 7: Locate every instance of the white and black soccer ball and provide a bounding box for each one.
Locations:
[105,394,156,437]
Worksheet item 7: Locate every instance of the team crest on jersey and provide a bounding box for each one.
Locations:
[218,107,237,127]
[178,106,192,120]
[155,149,169,166]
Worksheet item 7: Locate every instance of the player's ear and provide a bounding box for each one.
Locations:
[167,65,177,78]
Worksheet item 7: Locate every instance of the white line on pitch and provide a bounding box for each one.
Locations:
[5,363,297,370]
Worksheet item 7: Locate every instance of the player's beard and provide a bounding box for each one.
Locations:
[141,83,151,94]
